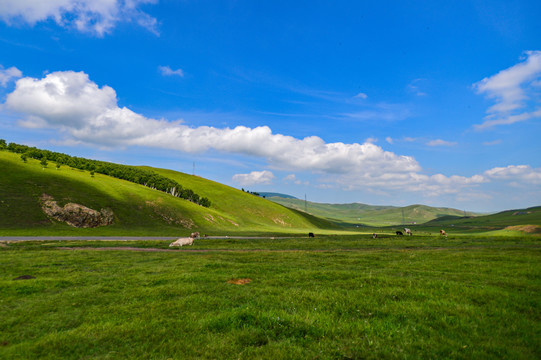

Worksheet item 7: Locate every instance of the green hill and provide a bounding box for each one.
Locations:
[268,197,478,226]
[0,150,338,235]
[423,206,541,233]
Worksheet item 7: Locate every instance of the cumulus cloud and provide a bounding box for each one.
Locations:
[0,65,22,86]
[4,70,539,198]
[5,71,421,176]
[484,165,541,184]
[474,51,541,129]
[385,137,393,144]
[0,0,159,36]
[233,170,275,186]
[426,139,457,147]
[284,174,303,185]
[158,65,184,77]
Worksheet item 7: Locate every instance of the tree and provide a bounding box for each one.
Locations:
[20,154,27,163]
[56,163,61,170]
[40,158,48,168]
[0,139,6,149]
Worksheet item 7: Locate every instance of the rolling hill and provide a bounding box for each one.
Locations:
[0,150,338,235]
[423,206,541,233]
[267,196,479,226]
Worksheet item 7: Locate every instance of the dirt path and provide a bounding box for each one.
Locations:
[52,244,541,253]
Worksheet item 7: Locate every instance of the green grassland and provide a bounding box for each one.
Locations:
[0,151,338,236]
[1,235,540,359]
[268,197,479,227]
[423,207,541,232]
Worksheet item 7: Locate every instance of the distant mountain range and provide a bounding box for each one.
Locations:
[266,196,481,226]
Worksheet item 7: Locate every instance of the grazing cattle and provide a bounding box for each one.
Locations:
[396,231,403,236]
[404,228,412,236]
[440,229,447,236]
[372,233,377,239]
[190,232,200,239]
[308,232,315,238]
[169,237,194,247]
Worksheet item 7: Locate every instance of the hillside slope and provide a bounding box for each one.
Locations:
[268,197,478,226]
[424,206,541,232]
[0,151,337,235]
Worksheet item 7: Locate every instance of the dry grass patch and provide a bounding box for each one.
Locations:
[227,278,252,285]
[505,224,541,234]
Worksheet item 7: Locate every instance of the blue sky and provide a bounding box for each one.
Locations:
[1,0,540,212]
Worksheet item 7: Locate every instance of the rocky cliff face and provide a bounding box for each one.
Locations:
[40,194,114,228]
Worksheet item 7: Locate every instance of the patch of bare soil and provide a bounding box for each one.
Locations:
[57,247,176,252]
[505,225,541,234]
[227,278,252,285]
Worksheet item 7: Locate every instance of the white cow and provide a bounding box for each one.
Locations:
[169,237,194,247]
[404,228,412,236]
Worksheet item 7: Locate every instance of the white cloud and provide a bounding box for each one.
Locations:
[284,174,303,185]
[0,65,22,86]
[365,137,377,144]
[233,170,275,186]
[484,165,541,184]
[0,0,159,36]
[284,174,297,181]
[474,51,541,129]
[354,92,367,99]
[385,137,393,144]
[5,71,421,176]
[158,65,184,77]
[426,139,457,147]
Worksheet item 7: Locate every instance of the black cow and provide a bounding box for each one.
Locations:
[396,231,403,236]
[308,232,315,238]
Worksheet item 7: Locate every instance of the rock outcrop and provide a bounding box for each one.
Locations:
[40,194,114,228]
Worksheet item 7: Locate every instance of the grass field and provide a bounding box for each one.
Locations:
[1,235,540,359]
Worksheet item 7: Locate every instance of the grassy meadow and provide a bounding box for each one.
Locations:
[1,234,540,359]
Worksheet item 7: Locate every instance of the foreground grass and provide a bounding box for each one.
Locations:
[1,236,540,359]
